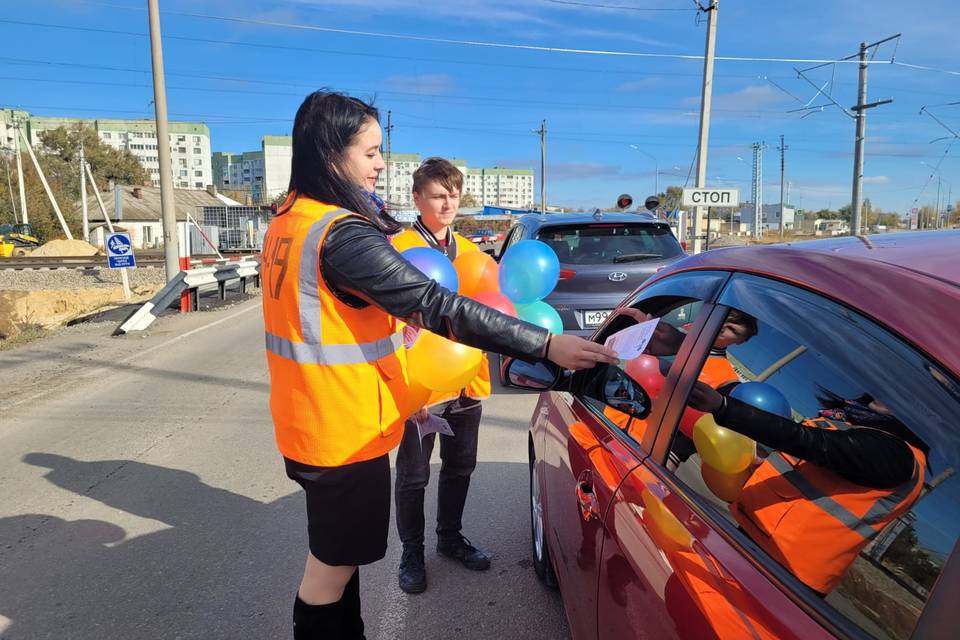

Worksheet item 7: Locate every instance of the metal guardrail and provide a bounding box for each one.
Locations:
[114,259,260,335]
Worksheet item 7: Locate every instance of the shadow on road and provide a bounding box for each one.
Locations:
[1,453,567,640]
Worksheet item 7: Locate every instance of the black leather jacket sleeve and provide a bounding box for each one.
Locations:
[320,217,550,361]
[715,396,916,489]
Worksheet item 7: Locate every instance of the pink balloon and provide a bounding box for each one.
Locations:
[471,291,518,318]
[625,355,665,398]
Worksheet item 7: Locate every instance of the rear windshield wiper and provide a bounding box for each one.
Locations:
[613,253,662,263]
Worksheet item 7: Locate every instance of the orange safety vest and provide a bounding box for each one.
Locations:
[261,196,409,467]
[731,417,926,593]
[391,227,491,407]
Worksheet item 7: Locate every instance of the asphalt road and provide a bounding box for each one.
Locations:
[0,298,570,640]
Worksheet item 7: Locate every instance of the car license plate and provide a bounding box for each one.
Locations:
[584,310,611,326]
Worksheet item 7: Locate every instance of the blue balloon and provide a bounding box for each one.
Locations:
[498,240,560,304]
[730,382,792,419]
[401,247,459,292]
[516,301,564,335]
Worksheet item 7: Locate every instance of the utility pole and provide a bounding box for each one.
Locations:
[80,142,89,242]
[3,154,18,223]
[148,0,181,281]
[13,118,27,225]
[384,110,392,206]
[936,175,942,229]
[778,134,788,240]
[537,120,547,215]
[18,127,72,239]
[751,142,765,240]
[692,0,719,254]
[849,40,893,236]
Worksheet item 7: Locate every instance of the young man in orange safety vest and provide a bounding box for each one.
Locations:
[391,157,492,594]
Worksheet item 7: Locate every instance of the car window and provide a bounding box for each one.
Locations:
[575,271,730,452]
[659,274,960,640]
[536,223,682,265]
[499,224,524,258]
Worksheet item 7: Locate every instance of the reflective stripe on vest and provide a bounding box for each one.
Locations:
[264,208,402,365]
[763,450,922,539]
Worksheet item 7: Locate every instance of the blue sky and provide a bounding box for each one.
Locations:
[3,0,959,212]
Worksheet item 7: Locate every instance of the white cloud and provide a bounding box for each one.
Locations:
[862,176,891,185]
[683,85,788,112]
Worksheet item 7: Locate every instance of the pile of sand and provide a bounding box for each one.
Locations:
[30,239,102,257]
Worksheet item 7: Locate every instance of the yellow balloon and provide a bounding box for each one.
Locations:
[641,488,693,554]
[407,331,483,393]
[692,414,755,474]
[700,461,753,502]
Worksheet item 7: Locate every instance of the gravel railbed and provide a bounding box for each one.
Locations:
[0,266,168,291]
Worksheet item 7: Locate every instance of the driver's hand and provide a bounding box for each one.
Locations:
[618,308,686,355]
[687,381,724,414]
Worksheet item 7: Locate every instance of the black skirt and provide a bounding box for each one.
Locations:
[285,454,391,566]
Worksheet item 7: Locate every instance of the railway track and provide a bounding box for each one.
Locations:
[0,256,167,271]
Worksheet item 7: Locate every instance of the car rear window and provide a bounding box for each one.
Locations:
[536,224,682,265]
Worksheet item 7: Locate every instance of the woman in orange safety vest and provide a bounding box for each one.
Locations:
[261,90,618,639]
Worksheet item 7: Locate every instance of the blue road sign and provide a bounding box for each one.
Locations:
[106,232,136,269]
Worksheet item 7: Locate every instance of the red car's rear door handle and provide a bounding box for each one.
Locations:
[576,470,600,521]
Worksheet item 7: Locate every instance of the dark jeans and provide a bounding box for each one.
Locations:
[394,397,482,550]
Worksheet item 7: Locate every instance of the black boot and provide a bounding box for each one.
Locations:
[398,546,427,594]
[293,593,344,639]
[437,534,491,571]
[341,570,365,639]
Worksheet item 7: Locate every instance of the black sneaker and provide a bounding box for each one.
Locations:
[436,535,491,571]
[398,547,427,594]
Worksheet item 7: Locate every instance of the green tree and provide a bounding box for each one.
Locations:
[270,190,289,208]
[459,192,479,208]
[0,125,148,240]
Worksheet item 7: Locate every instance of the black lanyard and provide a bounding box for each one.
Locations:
[413,217,457,261]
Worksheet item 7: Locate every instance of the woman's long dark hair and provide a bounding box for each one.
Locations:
[286,90,400,234]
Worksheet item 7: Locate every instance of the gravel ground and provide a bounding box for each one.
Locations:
[0,267,167,291]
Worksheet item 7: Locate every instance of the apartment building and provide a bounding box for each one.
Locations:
[0,110,213,190]
[212,135,292,204]
[375,153,533,209]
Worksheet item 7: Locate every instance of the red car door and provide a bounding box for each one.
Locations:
[595,304,833,640]
[538,391,640,640]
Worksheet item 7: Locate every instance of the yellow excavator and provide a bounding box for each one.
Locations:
[0,223,41,257]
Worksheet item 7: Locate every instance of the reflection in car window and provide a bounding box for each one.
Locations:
[660,277,960,640]
[579,298,704,448]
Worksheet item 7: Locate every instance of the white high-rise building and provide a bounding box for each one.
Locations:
[375,153,421,208]
[0,110,214,190]
[212,136,292,204]
[375,153,534,209]
[463,167,534,208]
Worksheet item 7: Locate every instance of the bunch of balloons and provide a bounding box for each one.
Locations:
[398,238,562,394]
[694,381,791,502]
[499,240,563,335]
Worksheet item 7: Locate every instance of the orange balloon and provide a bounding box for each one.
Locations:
[454,251,500,297]
[400,377,434,420]
[700,462,753,502]
[407,330,483,393]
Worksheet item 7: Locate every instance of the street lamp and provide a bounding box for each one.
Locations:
[629,144,659,197]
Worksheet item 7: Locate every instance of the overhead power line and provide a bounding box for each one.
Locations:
[540,0,694,10]
[55,2,903,65]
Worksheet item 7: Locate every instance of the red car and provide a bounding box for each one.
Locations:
[506,231,960,640]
